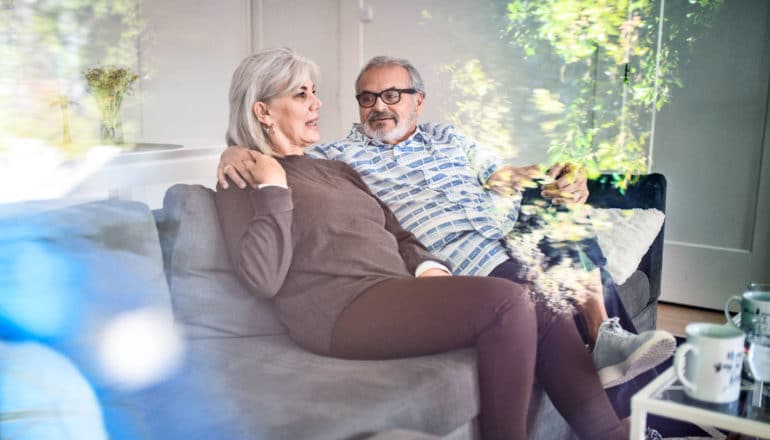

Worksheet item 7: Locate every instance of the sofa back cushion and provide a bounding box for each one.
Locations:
[1,199,174,338]
[157,184,286,338]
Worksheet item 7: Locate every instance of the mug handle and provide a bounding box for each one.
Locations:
[674,343,698,393]
[725,295,743,326]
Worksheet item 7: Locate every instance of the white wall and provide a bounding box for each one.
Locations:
[138,0,252,147]
[256,0,344,143]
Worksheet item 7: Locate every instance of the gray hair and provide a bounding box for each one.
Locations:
[355,56,425,97]
[226,47,320,155]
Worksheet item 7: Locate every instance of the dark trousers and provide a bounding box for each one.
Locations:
[489,259,648,418]
[330,276,627,440]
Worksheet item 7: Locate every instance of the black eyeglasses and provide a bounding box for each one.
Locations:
[355,88,419,108]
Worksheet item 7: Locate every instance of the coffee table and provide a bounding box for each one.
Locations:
[631,366,770,439]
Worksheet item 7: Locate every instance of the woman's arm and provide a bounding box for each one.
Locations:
[215,184,294,297]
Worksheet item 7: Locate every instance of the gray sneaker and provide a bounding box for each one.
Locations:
[645,427,663,440]
[592,317,676,388]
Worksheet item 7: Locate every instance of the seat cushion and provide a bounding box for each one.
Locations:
[155,335,480,439]
[616,270,655,331]
[156,184,286,338]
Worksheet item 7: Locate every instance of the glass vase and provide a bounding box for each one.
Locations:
[96,94,124,145]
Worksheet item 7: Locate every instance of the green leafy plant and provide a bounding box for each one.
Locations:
[504,0,722,186]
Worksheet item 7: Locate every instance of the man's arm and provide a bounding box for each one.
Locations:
[485,162,589,205]
[217,145,330,189]
[484,164,543,196]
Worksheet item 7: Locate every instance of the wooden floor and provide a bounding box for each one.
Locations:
[656,301,726,337]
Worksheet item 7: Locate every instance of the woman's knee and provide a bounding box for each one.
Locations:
[485,277,531,306]
[475,277,535,328]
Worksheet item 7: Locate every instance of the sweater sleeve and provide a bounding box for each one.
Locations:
[215,183,294,298]
[340,164,450,273]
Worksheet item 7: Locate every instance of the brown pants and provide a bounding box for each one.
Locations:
[330,276,627,440]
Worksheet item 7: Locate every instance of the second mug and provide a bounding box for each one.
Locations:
[724,283,770,336]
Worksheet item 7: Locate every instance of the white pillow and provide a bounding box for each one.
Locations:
[590,208,665,285]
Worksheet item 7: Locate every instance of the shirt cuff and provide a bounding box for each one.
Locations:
[480,163,501,185]
[415,260,451,277]
[257,183,289,190]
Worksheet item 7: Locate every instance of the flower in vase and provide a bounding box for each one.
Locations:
[84,66,138,144]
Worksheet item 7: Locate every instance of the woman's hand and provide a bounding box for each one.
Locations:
[541,162,589,204]
[218,146,262,189]
[218,146,287,188]
[245,153,288,187]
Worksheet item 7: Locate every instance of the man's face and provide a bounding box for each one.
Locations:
[356,64,423,145]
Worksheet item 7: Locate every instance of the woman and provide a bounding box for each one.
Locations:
[215,47,628,440]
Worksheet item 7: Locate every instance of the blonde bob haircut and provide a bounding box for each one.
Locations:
[226,47,320,155]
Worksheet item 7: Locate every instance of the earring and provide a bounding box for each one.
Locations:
[268,124,275,134]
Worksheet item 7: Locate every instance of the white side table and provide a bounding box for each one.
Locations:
[631,366,770,439]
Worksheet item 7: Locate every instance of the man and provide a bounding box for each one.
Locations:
[217,56,674,389]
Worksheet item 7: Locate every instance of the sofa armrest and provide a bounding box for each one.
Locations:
[585,173,667,306]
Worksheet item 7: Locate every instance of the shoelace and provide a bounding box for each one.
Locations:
[604,316,623,333]
[645,427,663,440]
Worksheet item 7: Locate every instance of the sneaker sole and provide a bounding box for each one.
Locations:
[597,333,676,388]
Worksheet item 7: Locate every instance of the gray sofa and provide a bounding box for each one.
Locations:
[143,173,665,439]
[7,173,665,439]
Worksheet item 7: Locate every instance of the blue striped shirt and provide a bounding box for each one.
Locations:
[307,123,521,276]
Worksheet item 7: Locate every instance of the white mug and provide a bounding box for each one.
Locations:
[674,323,745,403]
[725,283,770,336]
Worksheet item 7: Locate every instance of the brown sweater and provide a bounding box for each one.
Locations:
[216,155,444,354]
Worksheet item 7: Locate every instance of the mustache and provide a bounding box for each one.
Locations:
[367,110,398,123]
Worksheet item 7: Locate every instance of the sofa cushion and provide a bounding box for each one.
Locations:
[0,199,178,392]
[170,335,480,439]
[0,199,173,336]
[616,270,654,332]
[590,208,665,285]
[157,184,286,338]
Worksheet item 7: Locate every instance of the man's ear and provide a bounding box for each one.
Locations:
[415,91,425,116]
[253,101,271,125]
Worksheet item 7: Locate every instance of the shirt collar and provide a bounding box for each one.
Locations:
[347,123,429,148]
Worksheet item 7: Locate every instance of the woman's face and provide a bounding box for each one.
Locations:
[260,79,322,156]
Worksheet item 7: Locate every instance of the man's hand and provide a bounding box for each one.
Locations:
[485,164,542,196]
[217,146,263,189]
[218,146,287,189]
[542,162,589,205]
[417,268,452,277]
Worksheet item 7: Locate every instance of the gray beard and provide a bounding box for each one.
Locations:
[361,109,417,143]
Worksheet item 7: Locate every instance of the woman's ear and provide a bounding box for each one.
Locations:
[253,101,271,125]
